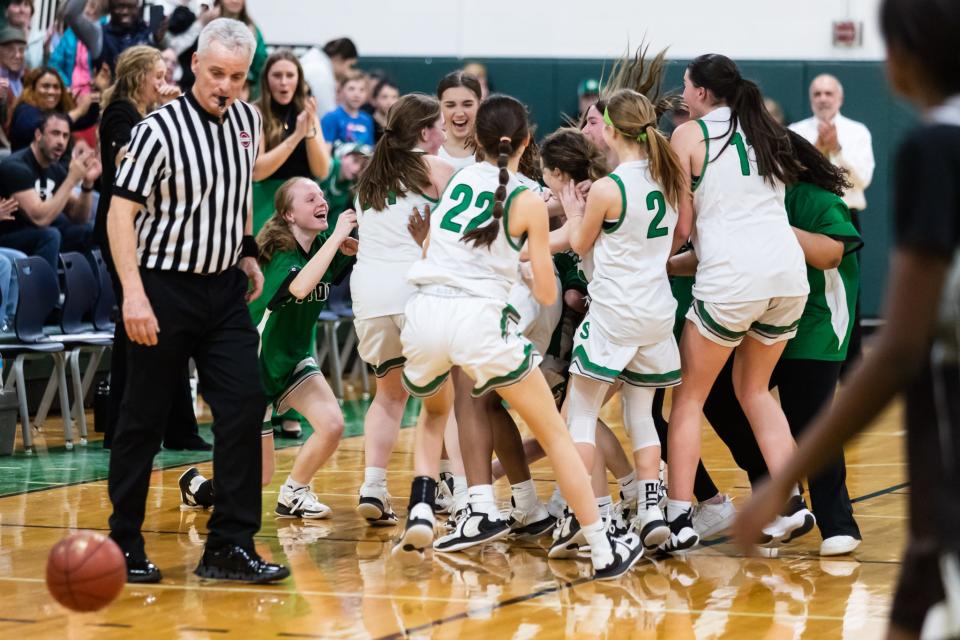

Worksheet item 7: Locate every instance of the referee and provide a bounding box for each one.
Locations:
[106,19,287,584]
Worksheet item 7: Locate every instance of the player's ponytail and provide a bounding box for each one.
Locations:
[604,88,687,210]
[687,54,801,186]
[462,94,529,249]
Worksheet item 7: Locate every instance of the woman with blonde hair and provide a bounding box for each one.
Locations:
[95,44,189,450]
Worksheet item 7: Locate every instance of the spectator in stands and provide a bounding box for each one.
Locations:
[251,49,329,233]
[577,78,599,117]
[0,112,101,267]
[165,1,220,92]
[321,70,373,147]
[8,66,103,150]
[463,62,490,98]
[0,26,26,97]
[364,77,398,143]
[789,73,875,372]
[160,46,178,84]
[62,0,168,73]
[300,37,357,118]
[5,0,44,69]
[49,0,108,90]
[0,245,25,331]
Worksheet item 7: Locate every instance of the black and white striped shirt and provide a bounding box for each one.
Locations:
[113,90,262,274]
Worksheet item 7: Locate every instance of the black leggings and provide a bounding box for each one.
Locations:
[656,357,861,539]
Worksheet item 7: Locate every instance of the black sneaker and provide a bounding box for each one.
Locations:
[594,532,644,581]
[178,467,207,510]
[356,486,399,527]
[777,495,817,543]
[194,544,289,583]
[506,498,557,538]
[434,505,510,552]
[391,502,435,567]
[659,510,699,554]
[548,508,586,559]
[124,553,162,583]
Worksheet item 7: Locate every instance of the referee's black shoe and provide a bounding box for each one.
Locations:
[124,553,162,583]
[194,544,290,583]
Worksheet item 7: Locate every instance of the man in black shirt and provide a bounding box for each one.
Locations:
[0,112,100,268]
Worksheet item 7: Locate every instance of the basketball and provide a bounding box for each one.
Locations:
[46,532,127,612]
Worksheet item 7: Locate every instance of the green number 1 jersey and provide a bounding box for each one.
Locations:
[248,233,354,401]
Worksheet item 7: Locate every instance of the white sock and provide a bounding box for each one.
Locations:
[581,517,612,567]
[439,459,453,476]
[453,475,468,512]
[639,479,660,510]
[617,471,638,503]
[363,466,387,488]
[467,484,499,518]
[790,484,801,497]
[667,499,692,522]
[285,475,309,492]
[510,479,538,513]
[596,495,613,519]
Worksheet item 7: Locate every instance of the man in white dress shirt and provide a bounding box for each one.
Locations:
[789,73,875,372]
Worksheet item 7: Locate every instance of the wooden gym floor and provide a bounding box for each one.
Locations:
[0,390,906,639]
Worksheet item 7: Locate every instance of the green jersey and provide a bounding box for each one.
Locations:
[554,250,588,295]
[781,182,862,361]
[249,234,353,401]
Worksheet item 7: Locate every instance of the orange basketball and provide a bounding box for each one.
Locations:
[46,531,126,612]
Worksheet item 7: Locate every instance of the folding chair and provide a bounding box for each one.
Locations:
[0,257,71,453]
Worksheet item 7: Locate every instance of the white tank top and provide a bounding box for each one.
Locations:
[438,144,477,171]
[352,185,438,320]
[407,162,527,300]
[588,160,677,345]
[692,107,808,302]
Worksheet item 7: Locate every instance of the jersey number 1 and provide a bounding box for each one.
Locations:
[730,132,750,176]
[440,184,495,233]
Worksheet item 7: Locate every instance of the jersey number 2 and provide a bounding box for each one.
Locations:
[646,191,669,239]
[440,184,495,233]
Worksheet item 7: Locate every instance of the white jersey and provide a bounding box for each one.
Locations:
[438,144,477,171]
[352,187,438,320]
[692,107,808,303]
[588,161,677,346]
[407,162,528,300]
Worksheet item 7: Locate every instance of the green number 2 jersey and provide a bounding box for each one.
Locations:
[248,233,354,401]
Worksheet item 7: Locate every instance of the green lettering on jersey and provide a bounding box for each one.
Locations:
[646,191,669,239]
[439,183,497,234]
[730,132,750,176]
[579,321,590,340]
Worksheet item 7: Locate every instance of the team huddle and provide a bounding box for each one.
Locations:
[174,47,858,582]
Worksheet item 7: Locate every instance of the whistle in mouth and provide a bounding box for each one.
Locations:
[217,95,227,108]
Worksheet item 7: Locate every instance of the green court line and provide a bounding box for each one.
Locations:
[0,398,420,498]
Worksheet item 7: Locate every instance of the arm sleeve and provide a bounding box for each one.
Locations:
[893,128,960,257]
[0,160,33,198]
[812,199,863,255]
[64,0,103,59]
[113,120,168,205]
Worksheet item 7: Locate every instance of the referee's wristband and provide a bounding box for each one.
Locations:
[240,235,259,260]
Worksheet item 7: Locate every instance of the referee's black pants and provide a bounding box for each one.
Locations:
[656,357,861,540]
[108,267,266,556]
[101,247,200,449]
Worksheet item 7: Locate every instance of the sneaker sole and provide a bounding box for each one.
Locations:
[391,521,434,567]
[275,505,331,520]
[434,522,510,552]
[548,529,586,559]
[594,546,645,581]
[780,511,816,543]
[661,532,700,554]
[357,501,397,526]
[640,521,671,549]
[510,517,557,538]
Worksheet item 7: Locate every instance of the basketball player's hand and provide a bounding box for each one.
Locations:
[732,477,792,555]
[123,292,160,346]
[408,204,430,247]
[0,197,18,221]
[333,210,357,240]
[575,179,593,198]
[339,237,358,256]
[239,256,264,302]
[560,181,585,219]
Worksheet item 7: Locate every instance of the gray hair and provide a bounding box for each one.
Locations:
[197,18,256,63]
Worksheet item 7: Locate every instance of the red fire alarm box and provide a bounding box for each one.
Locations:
[833,20,862,47]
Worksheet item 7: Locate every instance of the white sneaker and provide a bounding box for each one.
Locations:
[607,497,636,537]
[819,535,861,556]
[691,494,736,538]
[357,484,399,527]
[506,498,557,538]
[546,486,566,520]
[634,505,671,550]
[434,505,510,552]
[435,472,455,514]
[276,484,332,519]
[392,502,436,567]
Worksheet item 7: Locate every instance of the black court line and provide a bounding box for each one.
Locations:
[180,627,229,633]
[87,622,133,628]
[0,617,36,624]
[372,479,912,638]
